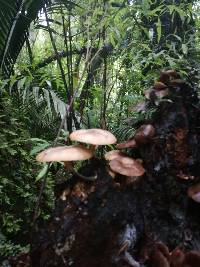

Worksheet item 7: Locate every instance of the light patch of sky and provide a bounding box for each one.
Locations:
[39,11,47,26]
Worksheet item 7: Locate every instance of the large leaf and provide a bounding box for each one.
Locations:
[0,0,45,77]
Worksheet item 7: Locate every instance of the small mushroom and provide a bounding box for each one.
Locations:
[170,79,185,87]
[165,69,180,79]
[134,124,155,145]
[105,150,127,179]
[116,139,137,149]
[187,183,200,203]
[104,150,126,161]
[155,88,169,99]
[36,145,96,181]
[159,71,171,84]
[109,156,145,177]
[153,81,168,91]
[159,70,180,84]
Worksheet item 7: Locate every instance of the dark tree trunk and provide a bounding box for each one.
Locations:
[140,0,195,75]
[26,72,200,267]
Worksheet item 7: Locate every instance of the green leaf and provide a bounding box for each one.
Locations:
[182,43,188,55]
[29,138,50,144]
[156,18,162,43]
[35,164,49,182]
[30,143,50,156]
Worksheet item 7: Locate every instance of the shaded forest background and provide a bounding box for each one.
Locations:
[0,0,200,264]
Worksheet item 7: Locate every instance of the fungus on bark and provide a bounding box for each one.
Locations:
[109,156,145,178]
[116,139,137,149]
[105,150,128,180]
[170,79,185,87]
[158,69,180,84]
[153,81,168,90]
[134,124,155,145]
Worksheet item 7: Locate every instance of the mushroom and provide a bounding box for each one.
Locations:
[144,88,169,103]
[165,69,180,79]
[170,79,185,87]
[153,81,168,91]
[104,150,126,161]
[116,139,137,149]
[187,183,200,203]
[105,150,128,179]
[134,124,155,145]
[69,129,117,150]
[109,156,145,178]
[36,145,96,181]
[158,70,180,84]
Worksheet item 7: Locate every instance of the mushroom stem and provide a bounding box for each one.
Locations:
[64,162,97,181]
[89,144,98,152]
[71,168,97,181]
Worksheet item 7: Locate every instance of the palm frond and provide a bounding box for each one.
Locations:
[0,0,44,77]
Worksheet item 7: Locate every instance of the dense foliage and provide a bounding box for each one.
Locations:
[0,90,54,260]
[0,0,200,262]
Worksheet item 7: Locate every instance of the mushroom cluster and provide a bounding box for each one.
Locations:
[105,70,186,184]
[36,125,148,184]
[104,127,149,183]
[144,242,200,267]
[144,69,184,105]
[104,124,155,183]
[36,128,117,181]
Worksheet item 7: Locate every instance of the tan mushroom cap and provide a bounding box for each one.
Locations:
[36,145,93,162]
[109,156,145,177]
[104,150,126,161]
[187,183,200,203]
[69,128,117,145]
[116,139,137,149]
